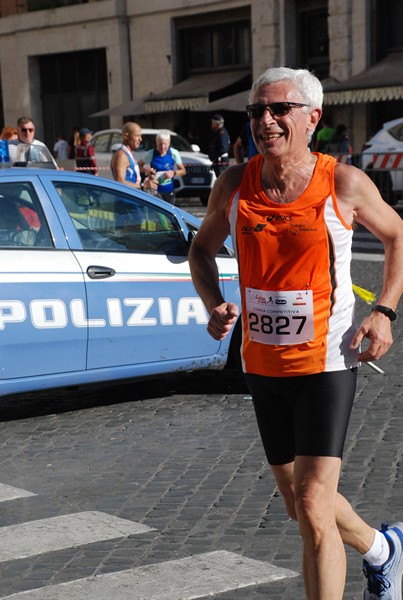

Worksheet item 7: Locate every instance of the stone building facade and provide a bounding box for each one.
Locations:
[0,0,400,153]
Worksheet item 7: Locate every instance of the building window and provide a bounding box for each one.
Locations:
[26,0,91,9]
[298,7,329,79]
[39,49,107,149]
[177,9,251,77]
[181,21,251,73]
[374,0,403,60]
[40,49,107,95]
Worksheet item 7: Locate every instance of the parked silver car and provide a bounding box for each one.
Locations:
[360,117,403,205]
[90,128,215,205]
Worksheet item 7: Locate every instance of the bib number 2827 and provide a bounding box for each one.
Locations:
[246,288,314,345]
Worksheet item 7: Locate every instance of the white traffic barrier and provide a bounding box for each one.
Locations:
[372,153,403,169]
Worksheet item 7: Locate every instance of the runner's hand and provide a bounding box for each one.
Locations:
[350,312,393,361]
[207,302,239,340]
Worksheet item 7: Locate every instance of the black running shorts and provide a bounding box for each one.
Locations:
[245,369,357,466]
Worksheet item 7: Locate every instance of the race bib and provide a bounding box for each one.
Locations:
[246,288,314,345]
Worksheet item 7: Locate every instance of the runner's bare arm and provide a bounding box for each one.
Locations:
[189,164,246,340]
[335,164,403,360]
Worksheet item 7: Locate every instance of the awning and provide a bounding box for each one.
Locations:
[144,69,250,113]
[323,52,403,105]
[196,89,250,113]
[90,98,146,118]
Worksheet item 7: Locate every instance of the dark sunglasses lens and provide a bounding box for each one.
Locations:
[247,105,264,118]
[270,103,289,116]
[247,103,292,118]
[21,128,34,132]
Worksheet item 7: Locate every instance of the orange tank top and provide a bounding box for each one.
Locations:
[228,153,359,377]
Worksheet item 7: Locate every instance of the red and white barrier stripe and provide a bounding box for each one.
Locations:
[75,166,110,171]
[372,153,403,169]
[331,153,352,164]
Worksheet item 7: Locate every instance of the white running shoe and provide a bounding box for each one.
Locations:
[363,522,403,599]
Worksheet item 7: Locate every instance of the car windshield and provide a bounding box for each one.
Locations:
[13,143,57,169]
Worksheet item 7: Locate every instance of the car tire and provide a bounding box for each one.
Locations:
[365,167,397,206]
[199,195,209,207]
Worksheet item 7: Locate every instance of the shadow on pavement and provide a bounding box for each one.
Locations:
[0,369,248,422]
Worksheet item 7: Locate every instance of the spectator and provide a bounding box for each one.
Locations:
[138,130,186,204]
[75,128,98,176]
[0,126,18,141]
[53,134,68,161]
[314,117,335,152]
[208,114,230,176]
[233,121,258,163]
[67,126,80,160]
[8,117,57,166]
[330,123,352,154]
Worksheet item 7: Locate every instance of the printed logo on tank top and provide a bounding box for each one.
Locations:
[288,222,318,235]
[266,214,293,222]
[241,223,267,234]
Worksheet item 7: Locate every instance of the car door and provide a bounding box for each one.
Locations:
[45,177,223,370]
[0,177,88,380]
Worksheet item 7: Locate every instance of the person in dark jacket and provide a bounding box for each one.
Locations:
[209,114,230,177]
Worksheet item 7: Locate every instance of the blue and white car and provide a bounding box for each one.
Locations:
[0,168,240,397]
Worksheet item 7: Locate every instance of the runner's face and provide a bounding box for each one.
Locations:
[126,127,142,150]
[157,138,170,155]
[249,81,315,158]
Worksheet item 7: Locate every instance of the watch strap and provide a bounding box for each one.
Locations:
[371,304,397,321]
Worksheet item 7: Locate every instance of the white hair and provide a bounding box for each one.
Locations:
[249,66,323,109]
[156,129,171,143]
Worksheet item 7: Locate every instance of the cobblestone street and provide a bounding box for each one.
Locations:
[0,258,401,599]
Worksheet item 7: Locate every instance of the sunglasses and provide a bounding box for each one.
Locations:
[246,102,310,119]
[21,127,34,133]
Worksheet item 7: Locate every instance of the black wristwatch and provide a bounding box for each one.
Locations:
[371,305,397,321]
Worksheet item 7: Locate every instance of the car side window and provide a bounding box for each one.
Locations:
[389,124,403,142]
[0,182,53,248]
[169,135,192,152]
[185,220,234,258]
[138,135,154,152]
[91,133,110,152]
[110,132,122,146]
[55,182,188,255]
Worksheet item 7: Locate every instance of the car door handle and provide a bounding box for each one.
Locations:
[87,265,116,279]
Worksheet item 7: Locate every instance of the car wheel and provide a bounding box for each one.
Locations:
[199,195,209,207]
[365,167,397,206]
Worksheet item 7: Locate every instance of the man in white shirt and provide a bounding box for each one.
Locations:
[53,135,68,161]
[8,117,57,167]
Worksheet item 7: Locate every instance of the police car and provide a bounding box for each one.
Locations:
[0,167,240,397]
